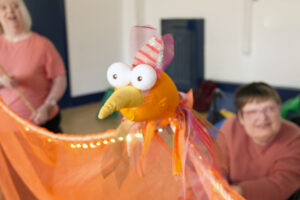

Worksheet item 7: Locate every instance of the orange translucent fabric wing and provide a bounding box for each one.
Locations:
[0,98,245,200]
[0,99,183,200]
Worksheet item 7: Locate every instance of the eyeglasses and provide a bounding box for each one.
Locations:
[241,105,280,121]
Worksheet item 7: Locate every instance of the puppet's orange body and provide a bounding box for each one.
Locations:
[120,72,179,122]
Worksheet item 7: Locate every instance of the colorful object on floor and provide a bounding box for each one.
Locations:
[219,109,234,118]
[281,95,300,119]
[215,109,234,131]
[0,26,245,200]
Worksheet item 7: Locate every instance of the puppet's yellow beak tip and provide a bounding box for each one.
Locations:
[98,102,114,119]
[98,110,106,120]
[98,86,144,120]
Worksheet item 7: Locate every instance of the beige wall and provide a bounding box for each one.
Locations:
[65,0,122,97]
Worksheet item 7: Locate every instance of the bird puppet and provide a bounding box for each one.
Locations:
[98,26,245,200]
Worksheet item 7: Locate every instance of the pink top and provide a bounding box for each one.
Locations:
[0,33,65,122]
[217,116,300,200]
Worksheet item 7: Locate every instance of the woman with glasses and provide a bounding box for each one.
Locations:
[216,82,300,200]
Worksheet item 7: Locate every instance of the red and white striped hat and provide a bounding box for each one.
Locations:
[132,36,164,71]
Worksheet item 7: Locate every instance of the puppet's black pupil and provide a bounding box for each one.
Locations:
[137,76,143,81]
[113,74,117,79]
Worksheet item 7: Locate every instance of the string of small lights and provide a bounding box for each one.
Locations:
[0,100,146,150]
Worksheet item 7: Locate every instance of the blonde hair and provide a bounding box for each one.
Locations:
[0,0,32,33]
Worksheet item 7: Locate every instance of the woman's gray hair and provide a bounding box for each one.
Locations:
[0,0,32,33]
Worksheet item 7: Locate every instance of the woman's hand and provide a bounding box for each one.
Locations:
[0,75,18,88]
[30,74,66,125]
[30,103,52,125]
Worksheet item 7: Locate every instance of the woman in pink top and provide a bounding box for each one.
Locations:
[0,0,66,132]
[217,82,300,200]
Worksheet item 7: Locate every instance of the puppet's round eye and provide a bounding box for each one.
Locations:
[107,62,131,88]
[130,64,157,91]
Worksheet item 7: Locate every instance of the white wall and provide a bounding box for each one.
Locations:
[135,0,300,89]
[65,0,122,97]
[65,0,300,97]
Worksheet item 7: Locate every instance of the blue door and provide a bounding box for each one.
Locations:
[24,0,71,108]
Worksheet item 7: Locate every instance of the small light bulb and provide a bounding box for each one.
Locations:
[110,138,116,143]
[126,135,132,142]
[89,143,97,148]
[135,133,143,138]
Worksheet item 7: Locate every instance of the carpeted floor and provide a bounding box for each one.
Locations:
[60,101,122,135]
